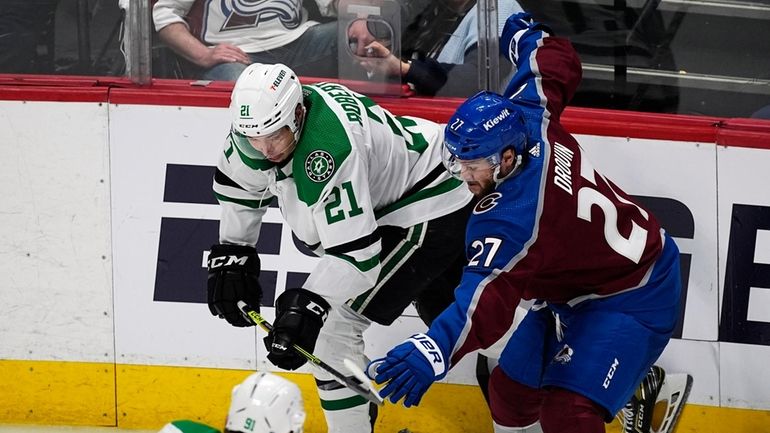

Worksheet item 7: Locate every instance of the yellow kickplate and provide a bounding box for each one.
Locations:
[3,360,770,433]
[0,359,115,426]
[115,365,491,433]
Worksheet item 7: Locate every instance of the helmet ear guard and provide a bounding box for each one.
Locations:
[230,63,305,142]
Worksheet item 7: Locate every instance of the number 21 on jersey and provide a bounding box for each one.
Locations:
[324,181,364,224]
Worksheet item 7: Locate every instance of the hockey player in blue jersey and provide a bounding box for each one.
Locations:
[369,13,685,433]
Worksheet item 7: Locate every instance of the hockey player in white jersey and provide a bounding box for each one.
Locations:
[158,371,306,433]
[206,62,474,433]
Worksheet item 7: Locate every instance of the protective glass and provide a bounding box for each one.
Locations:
[247,127,288,146]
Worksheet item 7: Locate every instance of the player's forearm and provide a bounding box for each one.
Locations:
[214,177,271,246]
[158,23,211,67]
[218,204,267,246]
[534,37,582,117]
[432,271,522,365]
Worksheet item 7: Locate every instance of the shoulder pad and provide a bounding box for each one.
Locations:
[292,87,358,205]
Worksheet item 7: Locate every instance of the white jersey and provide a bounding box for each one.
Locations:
[214,82,473,304]
[153,0,334,53]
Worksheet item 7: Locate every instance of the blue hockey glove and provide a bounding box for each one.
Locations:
[368,333,447,407]
[500,12,552,64]
[507,11,535,29]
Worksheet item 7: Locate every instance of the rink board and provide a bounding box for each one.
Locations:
[1,91,770,432]
[3,359,770,432]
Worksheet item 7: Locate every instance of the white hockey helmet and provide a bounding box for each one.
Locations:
[225,372,306,433]
[230,63,305,141]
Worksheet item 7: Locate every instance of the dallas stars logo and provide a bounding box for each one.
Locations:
[305,150,335,182]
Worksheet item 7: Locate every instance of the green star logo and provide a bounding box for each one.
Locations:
[305,150,335,182]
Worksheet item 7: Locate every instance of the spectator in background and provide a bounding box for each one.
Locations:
[0,0,59,73]
[351,0,523,97]
[152,0,339,81]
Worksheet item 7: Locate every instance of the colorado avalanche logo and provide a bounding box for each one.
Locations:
[552,344,573,364]
[221,0,303,31]
[473,192,502,215]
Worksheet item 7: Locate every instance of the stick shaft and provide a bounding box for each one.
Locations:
[237,302,383,406]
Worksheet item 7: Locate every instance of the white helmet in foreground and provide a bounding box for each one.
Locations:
[230,63,305,143]
[225,372,306,433]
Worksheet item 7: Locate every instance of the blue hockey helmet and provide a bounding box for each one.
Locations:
[443,91,528,175]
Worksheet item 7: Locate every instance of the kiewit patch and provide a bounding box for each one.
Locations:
[305,150,335,183]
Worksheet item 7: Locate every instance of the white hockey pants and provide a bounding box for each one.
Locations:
[314,303,374,433]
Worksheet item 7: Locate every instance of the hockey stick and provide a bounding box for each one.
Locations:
[237,301,384,406]
[653,373,693,433]
[617,366,693,433]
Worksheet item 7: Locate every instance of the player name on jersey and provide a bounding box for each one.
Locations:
[553,142,574,195]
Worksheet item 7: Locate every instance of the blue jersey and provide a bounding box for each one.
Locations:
[429,24,666,367]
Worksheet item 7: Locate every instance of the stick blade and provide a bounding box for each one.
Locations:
[652,373,693,433]
[344,358,384,406]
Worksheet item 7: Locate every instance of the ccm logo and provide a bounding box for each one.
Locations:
[208,255,249,269]
[306,301,329,321]
[602,358,619,389]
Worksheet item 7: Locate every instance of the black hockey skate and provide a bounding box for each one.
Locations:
[618,365,693,433]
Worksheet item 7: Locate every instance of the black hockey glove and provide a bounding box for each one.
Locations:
[264,288,331,370]
[207,244,262,327]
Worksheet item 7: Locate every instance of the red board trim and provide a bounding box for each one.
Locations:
[2,74,769,149]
